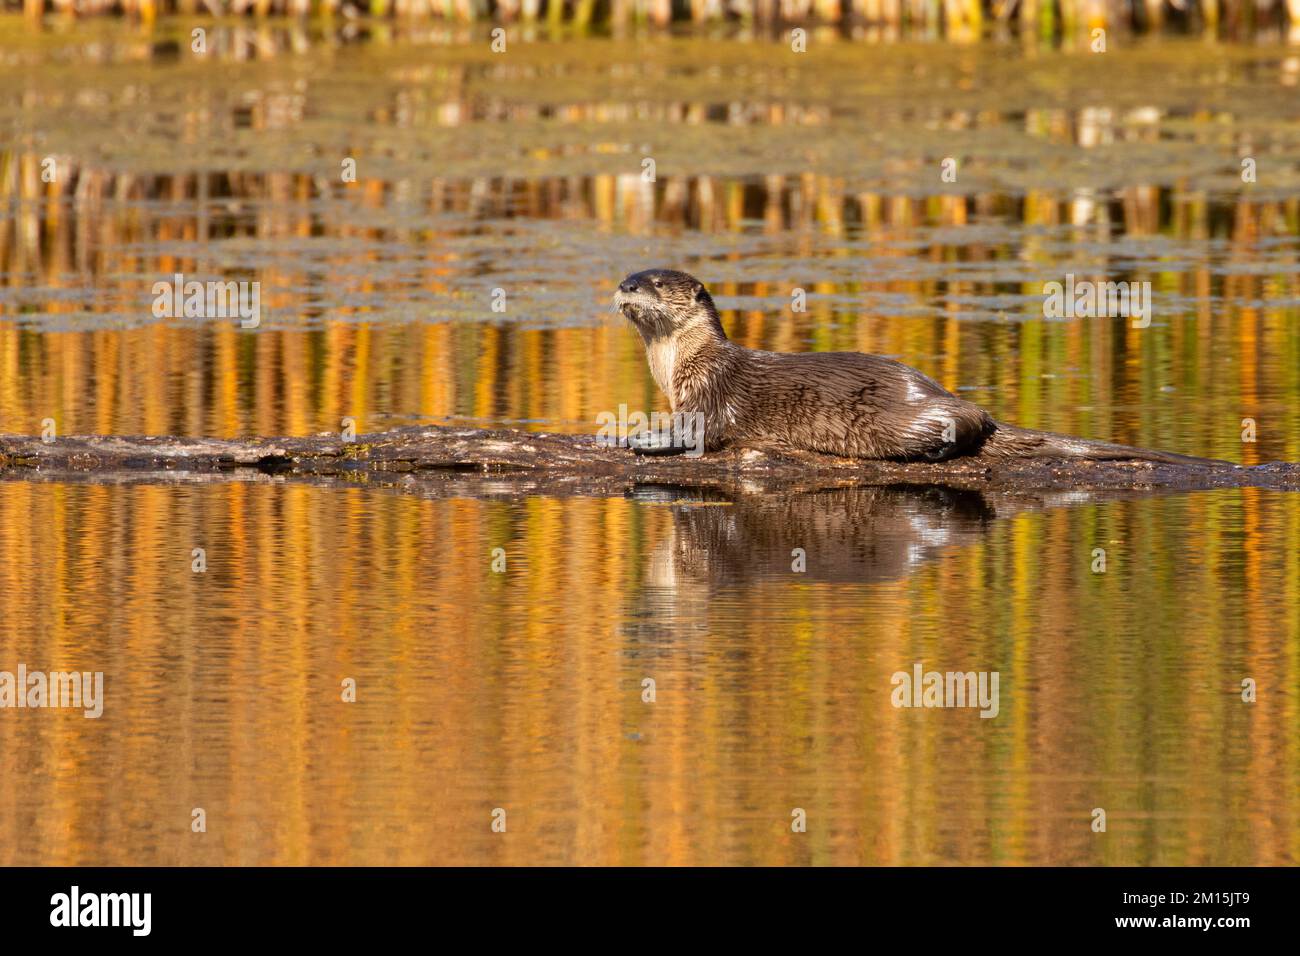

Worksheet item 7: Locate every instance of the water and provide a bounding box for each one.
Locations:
[1,21,1298,865]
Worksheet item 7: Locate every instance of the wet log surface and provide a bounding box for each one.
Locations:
[2,424,1298,496]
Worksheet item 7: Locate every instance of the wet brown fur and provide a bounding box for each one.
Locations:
[613,269,1231,466]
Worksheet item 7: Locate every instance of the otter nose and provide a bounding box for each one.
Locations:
[619,279,639,294]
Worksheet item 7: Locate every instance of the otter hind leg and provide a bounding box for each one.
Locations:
[903,403,994,462]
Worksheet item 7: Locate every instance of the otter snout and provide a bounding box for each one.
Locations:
[615,271,663,306]
[613,271,665,322]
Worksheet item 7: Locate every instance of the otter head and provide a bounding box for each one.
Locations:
[613,269,725,344]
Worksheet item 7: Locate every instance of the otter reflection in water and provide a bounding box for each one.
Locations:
[630,482,1140,592]
[636,484,1001,589]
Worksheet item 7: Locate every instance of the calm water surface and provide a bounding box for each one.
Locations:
[0,21,1298,865]
[1,479,1296,865]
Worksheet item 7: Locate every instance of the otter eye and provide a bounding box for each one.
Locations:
[652,280,662,288]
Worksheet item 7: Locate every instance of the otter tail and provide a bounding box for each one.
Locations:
[978,422,1236,468]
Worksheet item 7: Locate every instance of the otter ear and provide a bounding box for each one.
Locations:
[693,281,707,301]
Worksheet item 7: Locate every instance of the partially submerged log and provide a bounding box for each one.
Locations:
[1,425,1298,495]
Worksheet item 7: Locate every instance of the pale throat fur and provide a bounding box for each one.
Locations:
[643,328,734,411]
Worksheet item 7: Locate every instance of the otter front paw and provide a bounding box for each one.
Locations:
[627,431,692,456]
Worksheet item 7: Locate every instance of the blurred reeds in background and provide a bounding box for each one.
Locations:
[4,0,1300,37]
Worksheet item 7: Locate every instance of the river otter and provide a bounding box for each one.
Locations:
[613,268,1230,465]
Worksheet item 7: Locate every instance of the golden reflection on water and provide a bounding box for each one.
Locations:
[2,306,1299,464]
[3,32,1300,460]
[0,480,1296,865]
[2,167,1299,460]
